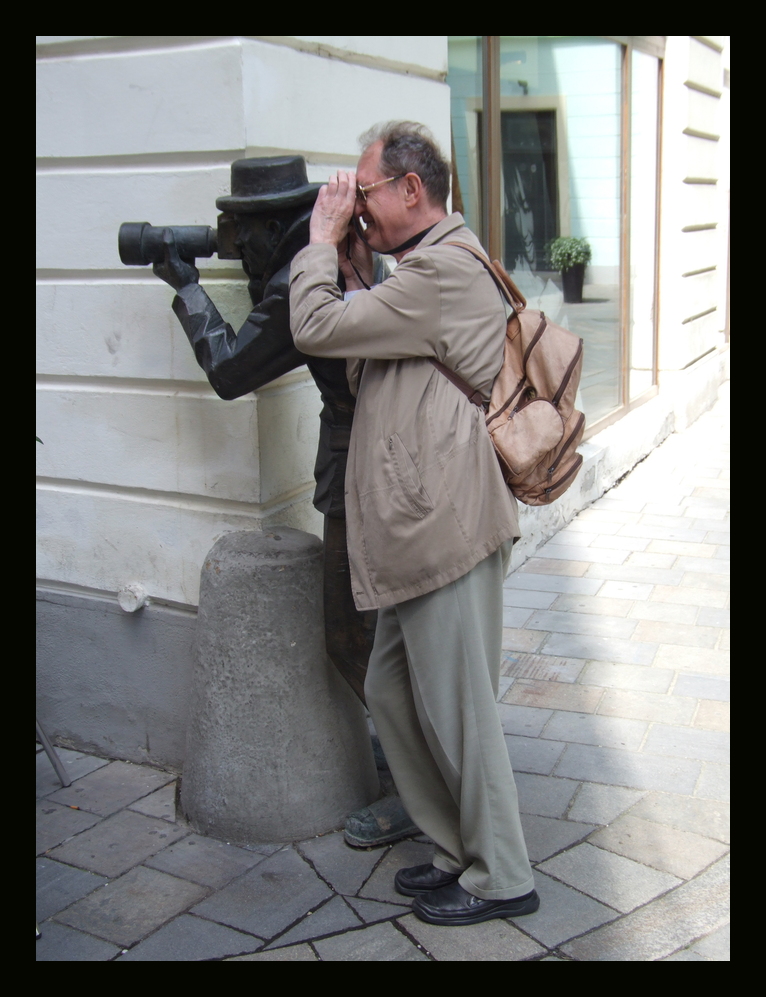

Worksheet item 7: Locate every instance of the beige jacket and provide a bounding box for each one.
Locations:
[289,213,520,611]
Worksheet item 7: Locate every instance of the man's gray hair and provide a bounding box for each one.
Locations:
[359,121,450,210]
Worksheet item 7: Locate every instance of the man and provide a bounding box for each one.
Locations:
[151,156,418,848]
[289,122,538,925]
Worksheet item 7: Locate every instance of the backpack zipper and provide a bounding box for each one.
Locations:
[551,339,584,408]
[544,453,583,498]
[547,412,586,477]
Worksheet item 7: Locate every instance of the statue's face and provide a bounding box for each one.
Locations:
[234,213,290,280]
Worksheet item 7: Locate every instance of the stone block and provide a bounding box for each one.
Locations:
[519,815,597,862]
[543,632,657,666]
[128,782,178,822]
[596,580,654,601]
[502,588,557,609]
[566,784,645,825]
[402,911,545,961]
[345,897,412,924]
[541,711,648,750]
[35,920,120,962]
[119,914,261,961]
[36,748,109,800]
[526,610,638,639]
[537,842,682,913]
[265,896,362,949]
[588,814,729,879]
[516,870,617,948]
[190,845,332,940]
[502,680,603,714]
[694,762,730,801]
[497,703,553,737]
[225,944,318,961]
[627,601,698,624]
[501,653,585,683]
[596,688,697,725]
[632,619,720,648]
[627,791,729,843]
[358,839,434,904]
[580,662,673,693]
[550,594,632,617]
[560,855,729,961]
[514,773,580,819]
[37,858,107,922]
[653,645,729,675]
[36,801,101,855]
[145,833,266,889]
[505,735,566,776]
[296,830,384,897]
[518,558,590,576]
[505,573,602,595]
[642,724,729,763]
[48,809,189,878]
[312,919,428,961]
[692,701,729,732]
[48,761,175,817]
[56,866,208,948]
[650,584,727,608]
[554,743,701,794]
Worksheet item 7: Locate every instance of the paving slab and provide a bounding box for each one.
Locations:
[501,652,585,683]
[36,748,110,800]
[502,680,603,714]
[626,601,698,624]
[48,808,189,878]
[541,711,647,751]
[225,943,318,960]
[402,910,545,961]
[642,724,730,764]
[36,800,102,854]
[516,870,617,948]
[550,594,632,617]
[672,674,730,701]
[345,896,412,924]
[505,573,603,595]
[505,734,566,775]
[519,558,590,576]
[583,563,685,586]
[537,842,682,913]
[48,761,175,817]
[650,584,727,608]
[526,610,638,639]
[543,632,658,666]
[312,920,429,961]
[694,762,730,802]
[632,619,720,648]
[497,702,553,737]
[626,791,729,844]
[501,628,547,653]
[502,588,557,609]
[623,552,677,569]
[515,773,580,818]
[596,688,697,725]
[145,832,266,889]
[663,922,730,961]
[118,913,262,961]
[265,895,362,948]
[596,580,654,601]
[358,839,434,903]
[655,647,729,678]
[560,855,729,961]
[36,858,108,922]
[566,784,645,825]
[128,781,179,822]
[190,845,332,940]
[587,814,729,880]
[296,829,385,896]
[554,742,701,794]
[580,661,674,694]
[502,606,534,627]
[56,865,208,948]
[36,920,121,961]
[692,700,730,732]
[519,814,597,862]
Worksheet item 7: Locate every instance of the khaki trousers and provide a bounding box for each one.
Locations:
[364,542,534,900]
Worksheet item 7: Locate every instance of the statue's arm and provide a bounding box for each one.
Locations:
[154,229,305,400]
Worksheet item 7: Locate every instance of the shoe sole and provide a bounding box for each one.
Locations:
[343,826,420,849]
[394,873,461,897]
[413,890,540,925]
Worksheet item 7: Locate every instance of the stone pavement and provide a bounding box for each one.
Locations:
[36,383,729,961]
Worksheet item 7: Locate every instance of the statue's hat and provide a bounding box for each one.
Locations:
[216,156,322,213]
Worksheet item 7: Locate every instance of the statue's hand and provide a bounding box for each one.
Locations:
[153,228,200,291]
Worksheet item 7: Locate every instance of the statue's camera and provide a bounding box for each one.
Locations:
[118,218,243,266]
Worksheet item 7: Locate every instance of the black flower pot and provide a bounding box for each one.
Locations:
[562,263,585,303]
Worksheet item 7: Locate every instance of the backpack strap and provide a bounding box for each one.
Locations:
[428,242,525,407]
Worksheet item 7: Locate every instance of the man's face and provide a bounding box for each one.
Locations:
[354,141,410,254]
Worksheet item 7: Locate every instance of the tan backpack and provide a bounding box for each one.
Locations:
[432,243,585,506]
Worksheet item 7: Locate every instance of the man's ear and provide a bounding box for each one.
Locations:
[403,172,423,207]
[266,218,285,246]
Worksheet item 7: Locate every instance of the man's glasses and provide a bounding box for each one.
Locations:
[356,174,406,203]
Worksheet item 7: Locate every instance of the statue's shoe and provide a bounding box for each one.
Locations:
[344,795,420,848]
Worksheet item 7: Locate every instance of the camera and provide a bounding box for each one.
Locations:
[118,216,242,266]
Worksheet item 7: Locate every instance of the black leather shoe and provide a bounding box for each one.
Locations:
[394,863,462,897]
[413,881,540,925]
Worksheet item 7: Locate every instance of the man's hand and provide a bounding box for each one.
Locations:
[153,229,200,291]
[310,171,358,249]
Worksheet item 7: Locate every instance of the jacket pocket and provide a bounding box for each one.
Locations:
[388,433,434,519]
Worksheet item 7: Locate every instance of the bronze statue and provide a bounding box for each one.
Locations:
[119,156,418,847]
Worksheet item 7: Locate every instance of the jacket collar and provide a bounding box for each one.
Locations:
[414,212,469,250]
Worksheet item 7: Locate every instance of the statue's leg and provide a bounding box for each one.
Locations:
[323,515,376,706]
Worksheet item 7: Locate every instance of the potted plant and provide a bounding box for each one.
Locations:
[547,236,592,303]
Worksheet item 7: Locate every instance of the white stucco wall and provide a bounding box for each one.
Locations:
[36,36,451,607]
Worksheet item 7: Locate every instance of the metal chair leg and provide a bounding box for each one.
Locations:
[36,718,72,788]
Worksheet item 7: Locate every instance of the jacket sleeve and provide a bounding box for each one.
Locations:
[289,244,445,361]
[172,281,308,400]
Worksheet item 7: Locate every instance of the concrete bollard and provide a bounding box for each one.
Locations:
[181,528,379,845]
